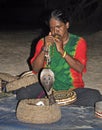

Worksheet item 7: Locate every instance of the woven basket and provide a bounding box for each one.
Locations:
[53,90,77,106]
[0,72,17,82]
[16,98,61,124]
[6,71,38,92]
[0,71,38,92]
[95,101,102,118]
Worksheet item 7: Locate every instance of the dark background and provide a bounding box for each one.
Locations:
[0,0,102,33]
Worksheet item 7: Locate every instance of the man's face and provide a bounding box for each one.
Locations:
[49,18,69,38]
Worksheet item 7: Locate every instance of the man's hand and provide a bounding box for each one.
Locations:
[44,33,64,56]
[44,32,54,47]
[54,34,64,55]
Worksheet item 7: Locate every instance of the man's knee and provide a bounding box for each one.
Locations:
[16,87,29,101]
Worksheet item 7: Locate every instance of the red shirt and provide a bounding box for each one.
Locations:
[31,34,87,90]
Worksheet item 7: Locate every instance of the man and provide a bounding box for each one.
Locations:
[30,9,102,106]
[2,9,102,106]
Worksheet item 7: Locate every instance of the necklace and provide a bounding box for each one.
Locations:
[44,46,51,68]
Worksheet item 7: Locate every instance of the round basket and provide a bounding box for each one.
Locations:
[16,98,61,124]
[95,101,102,118]
[53,90,77,106]
[6,71,38,92]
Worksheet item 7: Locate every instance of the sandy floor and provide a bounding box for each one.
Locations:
[83,31,102,93]
[0,30,102,93]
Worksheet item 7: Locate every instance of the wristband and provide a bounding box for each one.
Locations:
[62,51,66,58]
[42,46,47,52]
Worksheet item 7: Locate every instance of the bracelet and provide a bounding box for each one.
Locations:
[62,51,66,58]
[42,46,47,52]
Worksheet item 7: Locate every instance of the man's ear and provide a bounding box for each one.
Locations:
[66,22,69,29]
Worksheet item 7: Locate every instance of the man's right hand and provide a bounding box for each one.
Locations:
[44,32,54,47]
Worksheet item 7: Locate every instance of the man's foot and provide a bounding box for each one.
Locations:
[0,79,2,93]
[0,79,8,93]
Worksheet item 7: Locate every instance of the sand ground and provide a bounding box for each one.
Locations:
[0,29,102,93]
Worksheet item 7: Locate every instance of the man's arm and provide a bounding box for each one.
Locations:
[31,50,45,73]
[30,39,46,73]
[57,38,87,73]
[31,34,55,73]
[64,53,84,73]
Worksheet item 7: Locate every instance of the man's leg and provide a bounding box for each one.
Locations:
[16,82,46,101]
[73,88,102,107]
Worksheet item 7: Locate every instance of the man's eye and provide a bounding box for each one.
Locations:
[56,25,62,28]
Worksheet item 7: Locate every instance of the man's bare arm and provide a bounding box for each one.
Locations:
[31,50,45,73]
[65,53,84,73]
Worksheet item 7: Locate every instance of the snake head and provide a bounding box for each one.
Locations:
[40,68,56,105]
[40,68,54,92]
